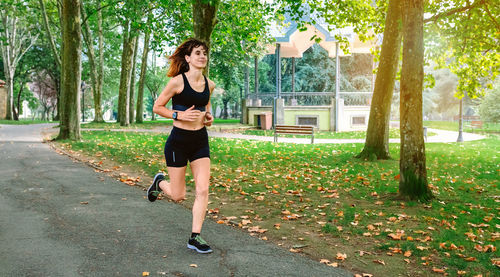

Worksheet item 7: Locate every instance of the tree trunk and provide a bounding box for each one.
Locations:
[117,21,137,126]
[129,37,139,123]
[399,0,432,201]
[80,2,103,123]
[136,29,150,123]
[222,99,228,119]
[96,0,104,121]
[151,91,157,121]
[192,0,219,76]
[357,0,402,160]
[14,80,23,120]
[57,0,82,140]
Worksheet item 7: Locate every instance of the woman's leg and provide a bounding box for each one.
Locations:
[159,166,187,202]
[189,157,210,233]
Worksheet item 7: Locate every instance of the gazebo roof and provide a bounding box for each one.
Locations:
[266,13,377,58]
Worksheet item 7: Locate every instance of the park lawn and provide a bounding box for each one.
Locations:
[81,118,240,130]
[55,131,499,277]
[424,120,500,134]
[241,128,438,139]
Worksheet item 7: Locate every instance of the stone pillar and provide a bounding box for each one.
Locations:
[0,85,6,120]
[274,98,285,126]
[241,98,251,124]
[330,97,336,131]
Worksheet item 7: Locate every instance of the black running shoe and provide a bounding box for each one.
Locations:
[147,173,165,202]
[187,235,213,254]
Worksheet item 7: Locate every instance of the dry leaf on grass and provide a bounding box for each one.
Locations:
[432,267,447,274]
[373,260,385,265]
[189,264,198,268]
[336,253,347,261]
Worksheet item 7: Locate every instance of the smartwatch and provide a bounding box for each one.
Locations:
[172,111,178,121]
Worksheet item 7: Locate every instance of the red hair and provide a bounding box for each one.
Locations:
[167,38,209,77]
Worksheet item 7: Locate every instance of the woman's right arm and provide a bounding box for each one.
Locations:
[153,76,201,121]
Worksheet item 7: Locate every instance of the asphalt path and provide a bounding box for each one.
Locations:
[0,124,352,277]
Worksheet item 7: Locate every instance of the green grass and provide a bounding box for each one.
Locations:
[243,128,403,139]
[81,118,240,129]
[0,119,54,125]
[58,131,499,276]
[424,120,500,134]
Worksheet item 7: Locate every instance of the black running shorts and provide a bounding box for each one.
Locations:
[164,126,210,167]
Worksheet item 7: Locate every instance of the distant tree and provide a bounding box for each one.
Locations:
[0,0,39,120]
[479,80,500,123]
[145,66,167,121]
[30,70,58,120]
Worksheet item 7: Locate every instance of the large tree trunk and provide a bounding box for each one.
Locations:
[117,21,137,126]
[192,0,219,76]
[399,0,432,201]
[357,0,402,160]
[136,29,150,123]
[129,38,139,123]
[80,2,103,123]
[57,0,82,140]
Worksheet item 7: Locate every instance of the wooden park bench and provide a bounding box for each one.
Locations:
[470,120,483,132]
[274,125,314,144]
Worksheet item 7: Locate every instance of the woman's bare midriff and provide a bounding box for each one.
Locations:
[173,111,207,130]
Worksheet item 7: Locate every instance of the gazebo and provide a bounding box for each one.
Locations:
[242,15,377,132]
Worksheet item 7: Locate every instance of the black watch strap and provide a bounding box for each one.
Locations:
[172,111,178,120]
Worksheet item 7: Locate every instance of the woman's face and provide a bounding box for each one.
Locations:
[185,46,208,69]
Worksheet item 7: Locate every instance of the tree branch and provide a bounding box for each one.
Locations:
[81,0,122,26]
[39,0,62,68]
[424,0,485,24]
[483,2,500,31]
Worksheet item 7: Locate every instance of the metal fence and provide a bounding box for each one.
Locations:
[248,92,373,106]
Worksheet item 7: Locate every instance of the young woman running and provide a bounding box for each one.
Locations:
[147,38,215,254]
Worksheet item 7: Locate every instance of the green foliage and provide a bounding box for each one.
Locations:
[425,0,500,98]
[479,80,500,123]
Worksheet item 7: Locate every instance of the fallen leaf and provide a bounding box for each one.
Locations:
[189,264,198,268]
[142,272,149,276]
[484,245,497,252]
[373,259,385,265]
[432,268,446,274]
[388,233,402,240]
[491,257,500,267]
[336,252,347,261]
[464,256,476,262]
[457,271,467,275]
[404,251,412,257]
[320,259,331,264]
[80,201,89,205]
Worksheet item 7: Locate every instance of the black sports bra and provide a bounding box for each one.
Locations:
[172,73,210,112]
